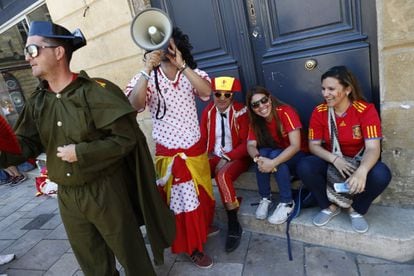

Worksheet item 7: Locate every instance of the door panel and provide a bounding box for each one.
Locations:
[258,0,366,52]
[249,0,373,127]
[151,0,378,126]
[152,0,256,106]
[274,0,342,34]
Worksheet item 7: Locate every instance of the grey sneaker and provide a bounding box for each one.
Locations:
[268,201,295,225]
[255,198,271,220]
[349,211,369,233]
[313,208,341,226]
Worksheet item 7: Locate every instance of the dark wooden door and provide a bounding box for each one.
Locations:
[151,0,378,126]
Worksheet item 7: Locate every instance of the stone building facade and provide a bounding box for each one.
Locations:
[2,0,413,206]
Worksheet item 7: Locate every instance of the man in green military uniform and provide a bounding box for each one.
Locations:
[0,21,175,276]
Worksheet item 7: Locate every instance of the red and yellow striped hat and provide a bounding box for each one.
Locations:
[212,76,242,92]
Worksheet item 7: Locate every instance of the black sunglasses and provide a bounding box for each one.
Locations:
[24,44,59,58]
[251,96,270,109]
[214,92,232,99]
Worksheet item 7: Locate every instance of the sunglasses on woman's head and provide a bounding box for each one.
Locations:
[24,44,59,58]
[251,96,270,109]
[214,92,232,99]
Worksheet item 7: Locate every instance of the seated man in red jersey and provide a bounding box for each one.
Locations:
[200,76,251,252]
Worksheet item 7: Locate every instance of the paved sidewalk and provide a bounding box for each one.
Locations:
[1,174,413,275]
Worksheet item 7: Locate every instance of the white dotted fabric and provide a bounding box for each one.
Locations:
[169,180,200,214]
[125,68,210,149]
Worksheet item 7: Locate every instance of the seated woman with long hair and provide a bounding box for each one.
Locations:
[297,66,391,233]
[246,86,308,224]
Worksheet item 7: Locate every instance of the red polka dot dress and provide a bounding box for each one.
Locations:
[126,67,215,255]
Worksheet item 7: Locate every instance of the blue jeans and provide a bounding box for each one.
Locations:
[0,161,35,180]
[17,161,35,172]
[0,170,8,180]
[255,148,308,203]
[297,155,392,214]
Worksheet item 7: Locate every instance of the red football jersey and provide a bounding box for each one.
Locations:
[248,105,307,151]
[308,101,382,157]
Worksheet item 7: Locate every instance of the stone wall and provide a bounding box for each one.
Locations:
[377,0,414,207]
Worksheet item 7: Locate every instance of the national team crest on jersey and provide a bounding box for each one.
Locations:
[352,125,362,139]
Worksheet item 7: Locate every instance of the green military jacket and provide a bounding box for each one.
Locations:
[0,71,175,264]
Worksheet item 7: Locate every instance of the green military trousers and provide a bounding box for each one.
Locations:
[58,167,155,276]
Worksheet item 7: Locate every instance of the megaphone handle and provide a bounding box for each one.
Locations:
[154,69,167,120]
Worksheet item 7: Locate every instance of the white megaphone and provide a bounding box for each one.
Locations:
[130,8,173,51]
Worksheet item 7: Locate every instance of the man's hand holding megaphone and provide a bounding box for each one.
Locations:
[165,39,187,72]
[128,25,211,114]
[143,39,187,73]
[143,50,162,72]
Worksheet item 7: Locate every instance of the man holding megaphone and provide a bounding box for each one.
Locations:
[125,27,215,269]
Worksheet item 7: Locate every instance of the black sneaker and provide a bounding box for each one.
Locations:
[10,175,27,186]
[225,222,242,252]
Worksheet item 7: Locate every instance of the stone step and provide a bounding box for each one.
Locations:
[26,166,414,262]
[213,187,414,262]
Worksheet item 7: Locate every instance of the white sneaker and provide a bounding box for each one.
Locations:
[268,201,295,225]
[255,198,271,220]
[0,254,15,265]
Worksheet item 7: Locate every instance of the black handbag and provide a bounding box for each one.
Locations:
[326,107,363,208]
